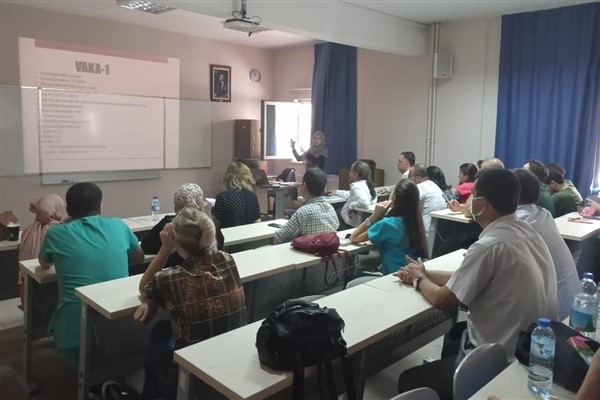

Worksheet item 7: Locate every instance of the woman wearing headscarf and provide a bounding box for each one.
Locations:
[290,130,328,170]
[141,183,224,267]
[18,194,67,303]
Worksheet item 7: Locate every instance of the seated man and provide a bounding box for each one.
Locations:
[396,169,557,400]
[408,164,447,237]
[544,168,583,217]
[547,162,583,200]
[513,169,579,320]
[39,182,144,368]
[273,167,339,243]
[378,151,415,194]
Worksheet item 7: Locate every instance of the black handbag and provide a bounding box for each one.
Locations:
[515,320,599,393]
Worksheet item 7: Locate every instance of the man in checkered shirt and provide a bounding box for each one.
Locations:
[273,168,339,243]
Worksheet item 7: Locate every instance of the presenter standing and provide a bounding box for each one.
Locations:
[291,130,328,170]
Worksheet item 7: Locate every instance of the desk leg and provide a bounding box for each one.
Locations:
[77,303,92,400]
[428,218,438,259]
[274,190,285,220]
[355,351,366,400]
[20,275,40,395]
[177,368,191,400]
[247,281,258,322]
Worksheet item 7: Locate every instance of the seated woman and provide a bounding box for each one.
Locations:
[141,183,224,267]
[18,194,67,303]
[335,160,377,228]
[427,165,455,201]
[134,207,248,400]
[290,130,327,170]
[452,163,477,203]
[350,180,428,275]
[212,161,261,228]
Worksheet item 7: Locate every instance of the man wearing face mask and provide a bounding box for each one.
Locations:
[395,169,557,400]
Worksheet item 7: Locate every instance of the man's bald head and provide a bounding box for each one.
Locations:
[481,157,505,170]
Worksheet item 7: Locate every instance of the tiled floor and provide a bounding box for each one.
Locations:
[363,336,444,399]
[0,297,23,331]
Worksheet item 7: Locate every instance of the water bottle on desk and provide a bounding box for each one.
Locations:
[528,318,555,398]
[570,272,598,338]
[151,196,160,222]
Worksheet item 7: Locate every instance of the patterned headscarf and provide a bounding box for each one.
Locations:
[307,130,328,158]
[18,194,67,283]
[173,183,210,213]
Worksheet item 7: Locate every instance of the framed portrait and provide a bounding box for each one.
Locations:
[210,64,231,102]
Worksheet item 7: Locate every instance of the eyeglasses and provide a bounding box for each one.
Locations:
[471,196,484,203]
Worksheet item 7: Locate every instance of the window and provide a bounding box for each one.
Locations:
[261,100,312,159]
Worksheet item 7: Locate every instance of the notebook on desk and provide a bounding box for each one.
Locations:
[251,169,269,185]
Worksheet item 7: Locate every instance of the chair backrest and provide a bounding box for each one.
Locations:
[345,275,380,289]
[453,343,508,400]
[390,387,440,400]
[278,168,298,200]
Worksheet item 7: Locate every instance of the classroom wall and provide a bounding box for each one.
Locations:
[357,49,431,185]
[266,45,315,178]
[0,3,276,223]
[433,18,501,187]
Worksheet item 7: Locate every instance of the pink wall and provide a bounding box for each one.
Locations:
[0,3,276,224]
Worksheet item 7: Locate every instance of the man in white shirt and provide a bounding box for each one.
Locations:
[408,164,447,236]
[513,169,579,321]
[379,151,415,194]
[396,169,557,399]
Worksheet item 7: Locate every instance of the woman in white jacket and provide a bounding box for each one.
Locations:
[335,161,378,228]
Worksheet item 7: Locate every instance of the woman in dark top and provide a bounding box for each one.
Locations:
[427,165,455,201]
[290,130,327,170]
[141,183,224,267]
[213,161,261,228]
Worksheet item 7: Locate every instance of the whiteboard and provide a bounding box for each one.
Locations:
[0,85,212,183]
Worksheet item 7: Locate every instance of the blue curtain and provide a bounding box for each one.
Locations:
[495,3,600,197]
[311,43,357,174]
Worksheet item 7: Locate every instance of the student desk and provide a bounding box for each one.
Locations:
[174,250,464,400]
[21,231,363,399]
[469,360,576,400]
[255,183,302,220]
[430,209,480,258]
[555,212,600,241]
[221,219,288,248]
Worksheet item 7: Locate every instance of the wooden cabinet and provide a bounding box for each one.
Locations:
[234,119,261,160]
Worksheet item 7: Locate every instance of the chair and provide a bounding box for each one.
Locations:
[345,275,380,289]
[267,167,298,217]
[452,343,508,400]
[390,387,440,400]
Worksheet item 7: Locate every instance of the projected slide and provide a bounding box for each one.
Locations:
[18,37,180,173]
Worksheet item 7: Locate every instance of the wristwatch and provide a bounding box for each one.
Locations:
[365,217,372,227]
[413,275,427,291]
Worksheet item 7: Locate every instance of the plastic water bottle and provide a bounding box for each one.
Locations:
[528,318,555,398]
[570,273,598,338]
[151,196,160,222]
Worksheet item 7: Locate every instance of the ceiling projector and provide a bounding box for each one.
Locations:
[223,17,270,36]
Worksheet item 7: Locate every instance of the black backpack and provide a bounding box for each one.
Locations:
[255,299,356,400]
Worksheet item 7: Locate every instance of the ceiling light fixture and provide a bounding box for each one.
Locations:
[223,0,270,36]
[118,0,176,14]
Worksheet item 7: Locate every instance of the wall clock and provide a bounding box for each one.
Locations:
[249,68,261,83]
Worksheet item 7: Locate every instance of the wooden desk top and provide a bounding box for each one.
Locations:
[555,212,600,241]
[430,208,474,224]
[174,283,439,400]
[222,220,287,247]
[469,360,575,400]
